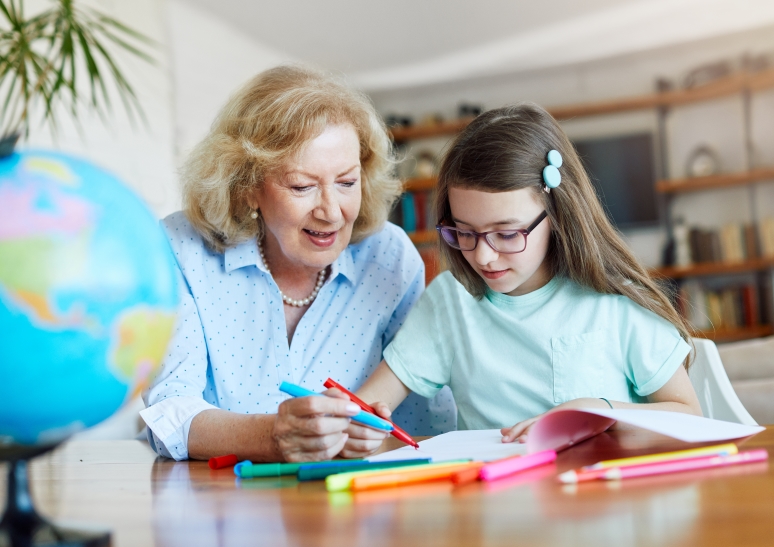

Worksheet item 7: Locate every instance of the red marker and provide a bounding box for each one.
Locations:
[209,454,238,469]
[324,378,420,449]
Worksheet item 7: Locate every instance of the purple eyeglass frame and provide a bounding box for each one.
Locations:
[436,210,548,254]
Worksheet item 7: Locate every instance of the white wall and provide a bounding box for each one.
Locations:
[370,26,774,267]
[164,0,295,160]
[20,0,179,218]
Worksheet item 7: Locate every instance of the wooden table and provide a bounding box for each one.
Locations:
[3,428,774,547]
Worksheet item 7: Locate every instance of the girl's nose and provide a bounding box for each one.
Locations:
[472,237,499,267]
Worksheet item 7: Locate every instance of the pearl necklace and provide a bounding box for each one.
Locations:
[258,241,326,307]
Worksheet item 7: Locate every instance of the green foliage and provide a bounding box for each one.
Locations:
[0,0,155,137]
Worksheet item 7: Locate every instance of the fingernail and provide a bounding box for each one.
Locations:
[345,403,360,414]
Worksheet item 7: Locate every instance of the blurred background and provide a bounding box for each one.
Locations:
[11,0,774,427]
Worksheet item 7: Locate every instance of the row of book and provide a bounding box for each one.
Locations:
[677,218,774,266]
[678,281,767,331]
[390,191,435,233]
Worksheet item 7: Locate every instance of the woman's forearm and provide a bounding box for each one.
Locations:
[188,409,283,462]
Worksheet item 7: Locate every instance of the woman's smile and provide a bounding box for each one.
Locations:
[304,228,338,247]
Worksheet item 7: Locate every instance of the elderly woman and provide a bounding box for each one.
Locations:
[141,66,455,462]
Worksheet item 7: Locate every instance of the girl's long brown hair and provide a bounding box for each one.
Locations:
[436,103,693,366]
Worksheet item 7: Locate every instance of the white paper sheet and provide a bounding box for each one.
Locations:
[579,409,764,443]
[367,429,528,463]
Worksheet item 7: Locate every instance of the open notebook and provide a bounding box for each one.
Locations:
[368,408,764,463]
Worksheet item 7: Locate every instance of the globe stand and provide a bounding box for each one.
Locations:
[0,446,110,547]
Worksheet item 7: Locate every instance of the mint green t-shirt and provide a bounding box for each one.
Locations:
[384,272,690,430]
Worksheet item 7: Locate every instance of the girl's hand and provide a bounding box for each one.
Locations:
[271,388,361,462]
[339,401,392,459]
[501,398,610,443]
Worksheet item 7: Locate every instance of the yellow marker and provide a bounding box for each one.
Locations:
[325,460,469,492]
[583,443,738,471]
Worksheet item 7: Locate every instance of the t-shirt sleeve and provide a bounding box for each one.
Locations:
[619,296,691,397]
[383,273,455,399]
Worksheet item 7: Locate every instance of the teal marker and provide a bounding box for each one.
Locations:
[235,460,307,478]
[297,458,431,481]
[278,381,394,431]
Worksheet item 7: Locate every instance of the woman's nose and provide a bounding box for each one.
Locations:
[314,186,342,223]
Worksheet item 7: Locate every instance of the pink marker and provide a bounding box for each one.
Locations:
[602,449,768,481]
[479,449,557,482]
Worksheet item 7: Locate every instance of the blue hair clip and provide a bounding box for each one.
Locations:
[543,150,562,192]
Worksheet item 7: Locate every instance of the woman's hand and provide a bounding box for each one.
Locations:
[339,401,392,459]
[500,398,610,443]
[271,389,362,462]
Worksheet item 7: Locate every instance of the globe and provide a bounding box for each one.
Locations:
[0,150,178,447]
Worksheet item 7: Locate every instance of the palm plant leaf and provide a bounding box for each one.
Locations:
[0,0,156,137]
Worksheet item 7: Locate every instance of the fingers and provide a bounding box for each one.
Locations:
[370,401,392,420]
[339,436,385,459]
[323,387,351,401]
[347,421,391,440]
[278,395,360,419]
[501,417,538,443]
[282,434,349,463]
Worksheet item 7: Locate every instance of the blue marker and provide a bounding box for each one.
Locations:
[278,381,394,432]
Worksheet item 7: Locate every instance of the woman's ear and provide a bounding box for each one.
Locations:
[245,189,261,211]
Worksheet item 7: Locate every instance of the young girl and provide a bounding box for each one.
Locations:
[343,103,701,457]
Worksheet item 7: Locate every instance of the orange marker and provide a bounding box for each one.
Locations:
[351,462,480,491]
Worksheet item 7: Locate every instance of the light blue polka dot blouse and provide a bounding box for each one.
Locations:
[141,212,457,460]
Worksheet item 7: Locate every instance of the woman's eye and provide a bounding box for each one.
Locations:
[495,232,520,241]
[292,186,314,192]
[338,180,357,187]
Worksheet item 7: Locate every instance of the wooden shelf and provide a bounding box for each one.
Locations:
[655,167,774,194]
[695,324,774,343]
[652,257,774,280]
[403,176,437,192]
[388,68,774,142]
[390,117,475,143]
[408,230,437,245]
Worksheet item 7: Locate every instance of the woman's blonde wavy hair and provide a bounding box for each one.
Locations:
[436,103,694,366]
[181,65,401,253]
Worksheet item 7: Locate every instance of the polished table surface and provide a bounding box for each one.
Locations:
[3,427,774,547]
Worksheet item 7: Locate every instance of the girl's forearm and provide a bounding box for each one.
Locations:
[356,360,411,411]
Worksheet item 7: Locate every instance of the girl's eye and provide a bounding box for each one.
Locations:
[457,231,476,241]
[495,231,520,241]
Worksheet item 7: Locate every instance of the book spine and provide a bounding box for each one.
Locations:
[401,193,417,233]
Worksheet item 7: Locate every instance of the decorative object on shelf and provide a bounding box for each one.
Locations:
[458,102,483,118]
[0,0,156,139]
[413,150,438,179]
[686,144,721,178]
[385,114,413,128]
[655,77,675,93]
[683,60,733,89]
[674,217,692,267]
[419,113,444,126]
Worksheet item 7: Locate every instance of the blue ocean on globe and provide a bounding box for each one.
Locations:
[0,150,178,445]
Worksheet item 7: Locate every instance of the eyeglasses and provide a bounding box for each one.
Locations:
[436,211,548,254]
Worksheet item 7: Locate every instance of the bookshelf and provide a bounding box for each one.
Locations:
[653,257,774,280]
[390,66,774,343]
[696,324,774,343]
